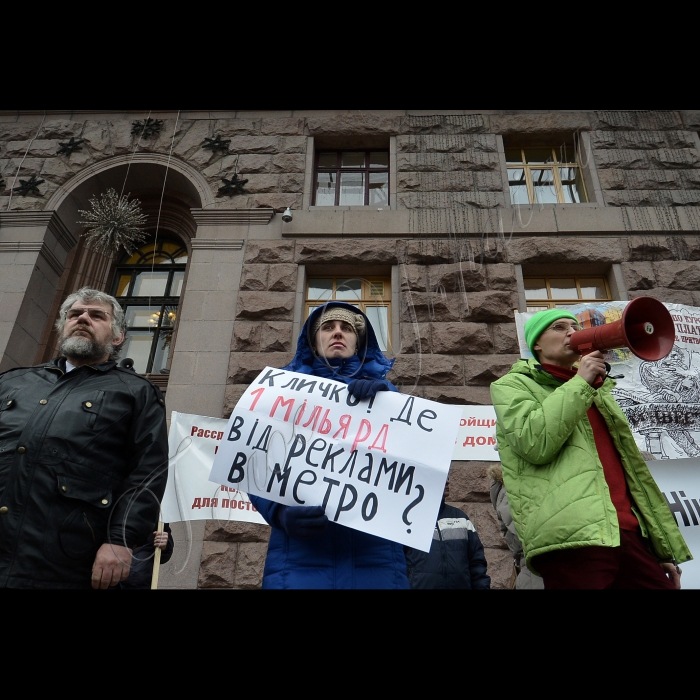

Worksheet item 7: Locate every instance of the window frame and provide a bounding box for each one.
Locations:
[524,275,612,312]
[506,146,589,205]
[111,236,188,376]
[305,275,392,351]
[312,149,390,207]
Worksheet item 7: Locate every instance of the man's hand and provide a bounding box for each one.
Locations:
[153,531,169,551]
[91,543,133,589]
[576,350,607,386]
[277,505,328,539]
[661,562,682,589]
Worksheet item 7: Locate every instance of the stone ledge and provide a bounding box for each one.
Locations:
[191,208,275,225]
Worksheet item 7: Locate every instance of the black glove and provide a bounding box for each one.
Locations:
[347,379,391,401]
[277,505,328,539]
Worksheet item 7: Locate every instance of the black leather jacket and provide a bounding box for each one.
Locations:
[0,357,169,588]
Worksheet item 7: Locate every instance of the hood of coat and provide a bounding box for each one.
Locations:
[486,463,503,484]
[508,358,616,392]
[282,301,395,382]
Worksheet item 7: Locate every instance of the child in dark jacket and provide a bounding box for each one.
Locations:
[404,479,490,589]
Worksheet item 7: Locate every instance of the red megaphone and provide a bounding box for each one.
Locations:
[568,296,676,362]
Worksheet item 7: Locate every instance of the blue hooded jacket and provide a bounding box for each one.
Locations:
[249,302,409,589]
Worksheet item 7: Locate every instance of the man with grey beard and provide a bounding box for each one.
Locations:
[0,288,169,589]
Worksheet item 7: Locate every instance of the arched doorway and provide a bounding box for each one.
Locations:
[38,157,203,367]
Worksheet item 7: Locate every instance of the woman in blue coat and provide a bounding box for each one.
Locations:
[249,302,410,589]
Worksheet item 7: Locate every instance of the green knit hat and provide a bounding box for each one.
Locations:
[524,309,580,355]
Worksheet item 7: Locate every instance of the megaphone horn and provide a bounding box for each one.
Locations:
[568,296,676,362]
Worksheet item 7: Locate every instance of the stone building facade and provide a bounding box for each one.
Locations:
[2,109,700,589]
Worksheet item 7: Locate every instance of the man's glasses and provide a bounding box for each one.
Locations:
[545,321,583,333]
[66,308,112,322]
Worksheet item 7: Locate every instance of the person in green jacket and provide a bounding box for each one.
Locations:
[490,308,692,589]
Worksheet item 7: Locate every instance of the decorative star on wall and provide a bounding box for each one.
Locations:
[217,172,248,197]
[131,118,164,138]
[202,135,231,154]
[57,137,85,155]
[12,175,45,197]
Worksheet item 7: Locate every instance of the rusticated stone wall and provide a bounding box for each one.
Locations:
[591,111,700,209]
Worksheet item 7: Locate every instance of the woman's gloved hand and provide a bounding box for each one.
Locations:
[347,378,391,401]
[277,505,328,539]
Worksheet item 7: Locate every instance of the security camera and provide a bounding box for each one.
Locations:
[282,207,293,223]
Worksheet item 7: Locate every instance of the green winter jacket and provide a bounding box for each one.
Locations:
[490,359,692,572]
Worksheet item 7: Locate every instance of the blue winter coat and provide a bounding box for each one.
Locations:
[249,302,410,589]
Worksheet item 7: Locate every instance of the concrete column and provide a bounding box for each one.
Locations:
[0,211,76,372]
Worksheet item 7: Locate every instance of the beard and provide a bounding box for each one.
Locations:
[59,329,113,363]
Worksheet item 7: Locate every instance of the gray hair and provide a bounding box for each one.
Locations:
[56,287,127,360]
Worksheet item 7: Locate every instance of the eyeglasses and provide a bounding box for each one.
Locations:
[66,308,112,322]
[545,322,583,333]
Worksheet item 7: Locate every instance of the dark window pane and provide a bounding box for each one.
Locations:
[317,152,337,168]
[369,151,389,168]
[524,148,555,164]
[559,167,585,203]
[509,184,530,205]
[307,279,333,301]
[170,271,185,297]
[116,274,131,297]
[151,332,172,374]
[505,149,523,165]
[121,331,155,374]
[531,169,558,204]
[339,172,365,205]
[555,144,577,164]
[161,305,178,328]
[336,279,362,301]
[315,172,336,206]
[579,279,608,299]
[341,152,365,168]
[549,278,579,299]
[369,172,389,206]
[125,305,162,328]
[365,306,389,351]
[133,271,169,296]
[524,278,547,300]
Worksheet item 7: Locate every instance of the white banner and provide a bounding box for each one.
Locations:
[209,367,463,552]
[452,406,500,461]
[161,411,267,525]
[646,458,700,589]
[515,302,700,461]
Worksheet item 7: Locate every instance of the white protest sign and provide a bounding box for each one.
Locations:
[646,457,700,589]
[452,405,499,461]
[161,411,267,525]
[515,302,700,461]
[209,367,463,552]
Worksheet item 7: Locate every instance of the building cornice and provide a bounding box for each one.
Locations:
[191,208,275,226]
[190,239,244,250]
[0,211,77,251]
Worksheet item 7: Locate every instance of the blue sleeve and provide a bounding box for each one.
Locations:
[249,494,282,529]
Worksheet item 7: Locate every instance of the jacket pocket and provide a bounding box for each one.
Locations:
[45,474,113,562]
[0,390,18,425]
[80,391,105,430]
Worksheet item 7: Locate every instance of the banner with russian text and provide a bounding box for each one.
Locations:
[161,411,267,525]
[209,368,463,553]
[646,457,700,589]
[516,302,700,461]
[452,405,499,460]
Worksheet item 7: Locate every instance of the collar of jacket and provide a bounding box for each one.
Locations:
[47,357,118,373]
[510,357,616,391]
